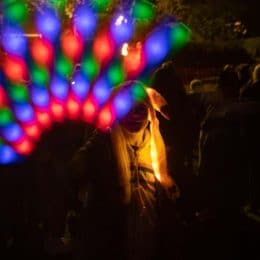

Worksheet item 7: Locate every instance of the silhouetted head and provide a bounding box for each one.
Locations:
[252,63,260,83]
[189,79,202,93]
[151,60,185,99]
[236,63,251,87]
[218,65,240,98]
[120,102,149,133]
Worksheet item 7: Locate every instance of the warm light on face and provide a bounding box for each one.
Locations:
[120,103,148,133]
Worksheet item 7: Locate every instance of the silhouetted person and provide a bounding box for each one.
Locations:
[151,61,202,221]
[198,65,260,260]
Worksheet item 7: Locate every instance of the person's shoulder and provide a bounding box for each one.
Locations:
[220,99,260,118]
[202,100,260,129]
[240,80,254,95]
[250,80,260,90]
[70,129,111,170]
[78,129,110,152]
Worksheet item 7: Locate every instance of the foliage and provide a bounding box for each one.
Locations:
[154,0,250,41]
[154,0,189,22]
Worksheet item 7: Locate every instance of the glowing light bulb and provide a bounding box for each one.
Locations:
[0,143,19,165]
[110,13,134,45]
[1,25,27,57]
[35,6,61,42]
[73,4,97,38]
[121,43,129,56]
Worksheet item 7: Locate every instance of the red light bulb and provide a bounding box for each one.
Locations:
[93,30,115,65]
[31,38,54,67]
[3,55,28,82]
[82,97,98,123]
[66,94,81,120]
[61,29,84,62]
[13,137,34,155]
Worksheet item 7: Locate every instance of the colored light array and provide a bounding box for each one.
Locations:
[0,0,191,164]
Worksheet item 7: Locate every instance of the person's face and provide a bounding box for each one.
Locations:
[120,103,149,132]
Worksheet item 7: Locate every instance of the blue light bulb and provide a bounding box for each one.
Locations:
[92,78,111,105]
[14,104,34,122]
[113,89,133,119]
[2,123,23,142]
[71,71,90,100]
[1,25,27,56]
[50,75,69,101]
[35,7,61,42]
[110,13,134,45]
[144,27,171,67]
[31,86,50,108]
[73,4,97,39]
[0,144,18,165]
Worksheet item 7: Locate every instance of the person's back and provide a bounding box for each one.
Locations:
[197,65,260,259]
[151,61,197,178]
[236,63,251,90]
[200,101,260,207]
[240,63,260,102]
[198,98,260,259]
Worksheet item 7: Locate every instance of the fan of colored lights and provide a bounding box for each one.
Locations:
[0,0,191,164]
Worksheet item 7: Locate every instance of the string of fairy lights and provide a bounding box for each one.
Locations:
[0,0,191,164]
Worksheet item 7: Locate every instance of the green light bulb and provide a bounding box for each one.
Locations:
[48,0,68,9]
[9,84,29,103]
[55,55,73,78]
[82,55,100,81]
[132,0,155,21]
[170,23,191,51]
[90,0,112,12]
[131,82,146,101]
[4,1,28,24]
[0,108,14,126]
[31,65,50,86]
[108,62,125,87]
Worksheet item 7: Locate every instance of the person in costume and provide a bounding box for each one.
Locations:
[68,81,180,259]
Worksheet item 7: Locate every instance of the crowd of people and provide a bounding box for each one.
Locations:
[0,60,259,259]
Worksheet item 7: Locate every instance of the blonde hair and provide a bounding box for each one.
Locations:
[110,124,131,203]
[110,93,173,203]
